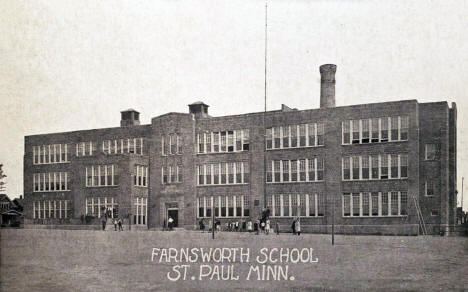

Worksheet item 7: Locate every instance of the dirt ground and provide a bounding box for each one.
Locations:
[1,229,467,292]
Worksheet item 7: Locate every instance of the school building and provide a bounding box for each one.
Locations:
[23,64,457,235]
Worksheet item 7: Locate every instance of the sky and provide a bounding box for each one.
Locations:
[0,0,467,210]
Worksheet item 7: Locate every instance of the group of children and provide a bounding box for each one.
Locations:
[199,217,301,235]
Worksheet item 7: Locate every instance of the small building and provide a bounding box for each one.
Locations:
[0,194,23,227]
[23,64,457,235]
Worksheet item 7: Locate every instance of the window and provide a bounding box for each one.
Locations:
[242,129,250,151]
[33,200,71,219]
[391,116,399,141]
[381,192,389,216]
[221,196,226,217]
[177,165,183,182]
[227,131,234,152]
[299,124,306,147]
[317,123,324,146]
[290,126,297,148]
[198,165,204,185]
[85,165,116,187]
[401,116,409,140]
[343,193,351,216]
[85,197,118,218]
[390,154,399,178]
[274,161,281,182]
[291,160,298,182]
[362,156,369,179]
[291,194,298,216]
[400,155,408,178]
[362,193,370,216]
[220,132,227,152]
[203,164,210,185]
[162,166,168,184]
[283,126,290,148]
[343,191,407,217]
[381,118,389,142]
[352,156,360,180]
[133,197,147,225]
[316,157,324,181]
[213,132,220,152]
[169,166,175,183]
[431,210,439,216]
[134,165,148,187]
[33,144,69,164]
[228,196,234,217]
[76,142,94,157]
[33,172,69,192]
[198,134,204,153]
[104,138,143,155]
[198,197,204,218]
[371,155,379,179]
[380,155,388,179]
[425,180,434,196]
[266,161,272,183]
[206,197,212,217]
[235,196,242,217]
[161,136,167,155]
[425,144,436,160]
[243,196,250,217]
[309,158,316,181]
[205,133,211,153]
[362,119,370,143]
[177,135,183,154]
[235,131,242,151]
[342,121,350,144]
[282,160,290,182]
[236,162,242,184]
[343,157,350,180]
[228,162,234,184]
[266,128,272,149]
[299,159,306,181]
[283,194,290,217]
[352,120,360,144]
[371,118,379,143]
[221,163,227,184]
[274,127,281,149]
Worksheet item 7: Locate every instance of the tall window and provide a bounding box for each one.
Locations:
[362,119,370,143]
[342,191,407,217]
[134,165,148,187]
[266,128,272,149]
[133,197,147,225]
[343,157,350,180]
[33,144,69,165]
[85,165,117,187]
[371,118,379,143]
[282,160,290,182]
[381,118,389,142]
[342,121,350,145]
[33,172,70,192]
[380,155,388,179]
[391,117,399,141]
[177,165,183,182]
[352,120,360,144]
[352,156,360,180]
[299,124,306,147]
[283,126,290,148]
[274,127,281,148]
[425,180,435,196]
[401,116,409,140]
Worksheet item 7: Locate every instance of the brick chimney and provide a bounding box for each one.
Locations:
[319,64,337,108]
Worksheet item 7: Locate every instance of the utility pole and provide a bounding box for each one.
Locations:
[212,201,215,240]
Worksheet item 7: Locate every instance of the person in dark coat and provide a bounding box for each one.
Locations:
[118,218,123,231]
[291,218,296,235]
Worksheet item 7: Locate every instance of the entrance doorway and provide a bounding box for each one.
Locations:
[167,209,178,228]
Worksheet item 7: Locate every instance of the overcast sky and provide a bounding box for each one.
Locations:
[1,0,467,210]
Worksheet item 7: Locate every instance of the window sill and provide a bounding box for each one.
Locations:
[342,178,408,182]
[341,140,408,146]
[162,182,183,185]
[266,145,324,151]
[342,215,407,218]
[266,181,324,184]
[134,185,148,188]
[85,185,119,188]
[197,183,250,187]
[33,190,70,193]
[270,216,324,218]
[161,153,183,156]
[33,161,71,165]
[197,150,249,155]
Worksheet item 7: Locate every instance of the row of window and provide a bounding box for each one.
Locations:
[161,134,183,156]
[33,144,69,165]
[102,138,144,155]
[266,123,324,150]
[33,172,70,192]
[76,141,96,157]
[33,200,71,219]
[197,162,250,185]
[342,116,409,145]
[342,154,408,181]
[197,195,250,218]
[266,193,325,217]
[85,197,119,218]
[85,165,118,187]
[132,197,147,225]
[134,165,148,187]
[266,158,324,183]
[197,130,250,154]
[342,192,407,217]
[162,165,183,184]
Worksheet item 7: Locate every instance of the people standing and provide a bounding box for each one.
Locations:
[118,218,123,231]
[296,217,301,236]
[247,220,253,232]
[168,216,174,231]
[101,215,107,231]
[265,219,270,235]
[199,219,205,232]
[113,219,118,231]
[276,221,280,235]
[291,218,296,235]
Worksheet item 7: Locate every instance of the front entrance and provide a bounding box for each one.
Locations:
[167,209,178,228]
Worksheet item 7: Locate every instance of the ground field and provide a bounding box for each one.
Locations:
[1,229,467,292]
